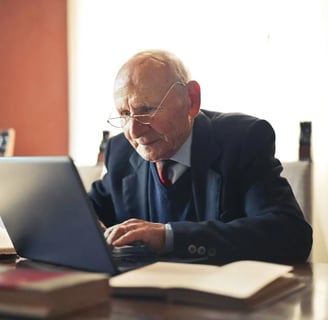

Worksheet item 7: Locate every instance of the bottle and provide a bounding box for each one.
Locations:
[97,131,110,164]
[0,130,9,156]
[299,122,311,161]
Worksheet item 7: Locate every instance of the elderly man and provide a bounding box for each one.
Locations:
[89,49,312,264]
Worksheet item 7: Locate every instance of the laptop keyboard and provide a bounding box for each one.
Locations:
[111,244,158,272]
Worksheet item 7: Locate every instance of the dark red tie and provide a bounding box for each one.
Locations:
[156,160,175,187]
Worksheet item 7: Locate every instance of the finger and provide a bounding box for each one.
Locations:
[98,220,107,232]
[104,228,111,239]
[106,225,130,245]
[120,218,142,228]
[104,225,117,239]
[104,222,125,239]
[112,227,144,247]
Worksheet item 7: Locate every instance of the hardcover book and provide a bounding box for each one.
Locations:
[0,265,110,318]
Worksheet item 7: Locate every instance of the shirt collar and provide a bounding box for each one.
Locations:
[170,131,192,167]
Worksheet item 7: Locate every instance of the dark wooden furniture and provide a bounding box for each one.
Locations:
[1,260,322,320]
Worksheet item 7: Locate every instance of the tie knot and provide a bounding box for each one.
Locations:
[156,160,176,187]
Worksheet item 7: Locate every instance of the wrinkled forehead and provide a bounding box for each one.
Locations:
[114,57,178,100]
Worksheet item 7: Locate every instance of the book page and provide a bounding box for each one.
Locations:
[0,218,16,254]
[111,260,293,299]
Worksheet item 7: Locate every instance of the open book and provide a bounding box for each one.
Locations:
[0,219,16,256]
[110,260,303,309]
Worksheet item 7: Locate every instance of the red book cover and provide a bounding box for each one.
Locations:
[0,265,110,318]
[0,268,64,288]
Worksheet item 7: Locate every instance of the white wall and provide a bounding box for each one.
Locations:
[68,0,328,262]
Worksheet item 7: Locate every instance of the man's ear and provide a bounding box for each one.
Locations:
[187,80,201,117]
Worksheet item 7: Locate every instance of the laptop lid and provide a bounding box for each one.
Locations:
[0,156,119,275]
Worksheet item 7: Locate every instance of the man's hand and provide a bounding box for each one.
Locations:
[104,218,166,253]
[98,220,107,232]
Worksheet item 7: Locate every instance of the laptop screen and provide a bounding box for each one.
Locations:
[0,156,118,275]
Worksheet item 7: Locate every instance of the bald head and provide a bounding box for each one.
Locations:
[112,49,200,162]
[114,50,191,97]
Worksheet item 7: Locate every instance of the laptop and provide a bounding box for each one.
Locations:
[0,156,158,275]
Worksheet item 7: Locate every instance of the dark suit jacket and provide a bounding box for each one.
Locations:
[89,110,313,264]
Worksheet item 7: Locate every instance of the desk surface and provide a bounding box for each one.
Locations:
[1,260,327,320]
[68,262,327,320]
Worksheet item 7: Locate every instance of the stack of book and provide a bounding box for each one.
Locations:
[0,265,110,318]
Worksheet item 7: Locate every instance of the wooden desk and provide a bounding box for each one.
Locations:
[63,262,327,320]
[0,260,327,319]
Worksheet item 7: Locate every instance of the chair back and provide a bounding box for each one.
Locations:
[281,161,312,224]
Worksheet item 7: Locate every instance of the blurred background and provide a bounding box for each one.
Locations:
[1,0,327,261]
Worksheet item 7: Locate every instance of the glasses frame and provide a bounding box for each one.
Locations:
[107,81,186,128]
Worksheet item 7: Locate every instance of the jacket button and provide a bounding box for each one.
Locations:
[188,244,197,254]
[197,246,206,255]
[208,248,216,256]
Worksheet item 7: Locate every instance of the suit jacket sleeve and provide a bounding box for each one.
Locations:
[169,111,312,264]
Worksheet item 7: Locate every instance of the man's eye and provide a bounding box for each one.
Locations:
[120,110,131,117]
[140,106,156,114]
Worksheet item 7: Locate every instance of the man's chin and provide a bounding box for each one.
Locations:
[136,146,163,162]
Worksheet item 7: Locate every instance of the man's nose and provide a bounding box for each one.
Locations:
[127,116,147,138]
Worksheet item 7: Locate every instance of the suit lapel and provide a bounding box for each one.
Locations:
[119,111,223,222]
[121,153,149,221]
[191,112,222,220]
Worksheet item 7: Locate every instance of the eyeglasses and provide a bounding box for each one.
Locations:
[107,81,186,128]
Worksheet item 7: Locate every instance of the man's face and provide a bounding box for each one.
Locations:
[113,65,196,162]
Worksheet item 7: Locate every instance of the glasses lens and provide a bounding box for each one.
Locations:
[134,114,152,125]
[107,117,125,128]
